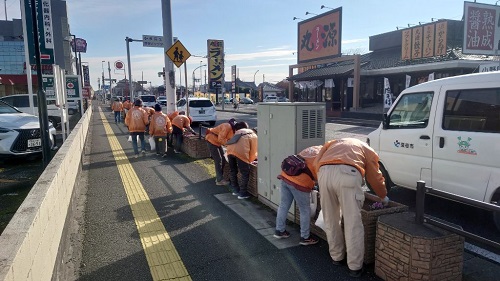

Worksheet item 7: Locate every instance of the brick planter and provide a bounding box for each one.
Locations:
[375,212,464,281]
[172,134,211,159]
[222,161,258,197]
[310,192,408,264]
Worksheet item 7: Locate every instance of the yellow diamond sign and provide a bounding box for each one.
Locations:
[166,40,191,68]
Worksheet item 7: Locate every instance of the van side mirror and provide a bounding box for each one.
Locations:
[382,113,389,130]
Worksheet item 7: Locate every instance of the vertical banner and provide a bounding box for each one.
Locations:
[82,65,90,87]
[411,26,423,59]
[23,0,55,65]
[207,39,224,89]
[405,75,411,89]
[428,72,435,81]
[384,78,392,109]
[422,24,435,58]
[435,21,448,56]
[231,65,236,93]
[401,29,412,60]
[463,2,500,55]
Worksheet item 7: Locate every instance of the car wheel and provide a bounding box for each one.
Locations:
[209,121,216,126]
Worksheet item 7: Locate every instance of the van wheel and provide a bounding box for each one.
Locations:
[492,193,500,232]
[366,164,393,194]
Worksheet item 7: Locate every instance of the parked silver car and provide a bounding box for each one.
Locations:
[0,101,57,157]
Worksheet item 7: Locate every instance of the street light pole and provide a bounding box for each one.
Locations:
[192,64,206,96]
[70,34,78,75]
[126,37,133,100]
[253,70,259,98]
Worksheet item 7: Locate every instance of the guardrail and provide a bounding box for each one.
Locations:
[415,180,500,249]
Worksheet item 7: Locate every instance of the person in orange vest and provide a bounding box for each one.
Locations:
[205,118,237,186]
[111,97,123,124]
[122,98,132,119]
[225,121,258,199]
[274,145,322,246]
[171,112,195,154]
[313,138,388,278]
[149,104,172,157]
[125,99,150,158]
[167,111,180,147]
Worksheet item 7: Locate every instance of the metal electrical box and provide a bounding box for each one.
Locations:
[257,102,326,214]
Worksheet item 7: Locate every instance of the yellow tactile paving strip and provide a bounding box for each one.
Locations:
[99,109,191,281]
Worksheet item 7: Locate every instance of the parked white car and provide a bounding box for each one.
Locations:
[176,97,216,126]
[0,100,56,157]
[139,95,157,107]
[0,94,61,128]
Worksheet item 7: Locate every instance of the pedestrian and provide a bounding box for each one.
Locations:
[111,97,123,124]
[125,99,149,158]
[122,98,132,120]
[225,121,258,199]
[274,145,323,246]
[167,110,179,147]
[149,104,172,157]
[205,118,237,186]
[171,112,195,154]
[313,138,389,278]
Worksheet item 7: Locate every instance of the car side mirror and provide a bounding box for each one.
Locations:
[382,113,389,130]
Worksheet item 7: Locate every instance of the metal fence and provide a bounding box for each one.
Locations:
[415,180,500,249]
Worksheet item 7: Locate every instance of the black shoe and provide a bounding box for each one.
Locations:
[348,267,364,278]
[331,258,346,266]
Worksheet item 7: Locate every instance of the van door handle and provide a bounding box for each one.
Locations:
[420,135,430,140]
[439,137,445,148]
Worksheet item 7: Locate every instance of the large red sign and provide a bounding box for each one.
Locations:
[297,7,342,64]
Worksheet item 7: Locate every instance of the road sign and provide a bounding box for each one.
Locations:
[166,40,191,68]
[142,35,165,48]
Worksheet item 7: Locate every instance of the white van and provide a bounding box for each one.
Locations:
[367,71,500,229]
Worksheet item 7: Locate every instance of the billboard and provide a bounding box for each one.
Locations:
[463,1,500,55]
[297,7,342,64]
[400,21,447,60]
[22,0,55,65]
[71,38,87,53]
[207,39,224,88]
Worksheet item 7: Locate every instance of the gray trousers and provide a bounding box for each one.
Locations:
[207,142,225,182]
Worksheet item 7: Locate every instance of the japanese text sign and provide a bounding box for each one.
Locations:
[463,2,500,55]
[207,39,224,88]
[142,35,165,48]
[297,7,342,64]
[400,21,447,60]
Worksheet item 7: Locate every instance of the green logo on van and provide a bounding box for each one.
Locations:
[457,136,477,155]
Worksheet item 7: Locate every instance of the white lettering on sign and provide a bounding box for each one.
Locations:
[41,0,54,49]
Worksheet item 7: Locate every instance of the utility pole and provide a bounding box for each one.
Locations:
[161,0,175,114]
[108,61,112,97]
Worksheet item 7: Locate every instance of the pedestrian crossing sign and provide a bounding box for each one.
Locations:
[166,40,191,68]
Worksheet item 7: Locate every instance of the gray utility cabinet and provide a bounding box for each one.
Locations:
[257,102,326,215]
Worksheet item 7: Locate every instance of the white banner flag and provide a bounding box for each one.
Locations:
[405,75,411,89]
[384,78,392,109]
[428,72,435,81]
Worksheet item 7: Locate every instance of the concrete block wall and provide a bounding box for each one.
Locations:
[0,108,92,281]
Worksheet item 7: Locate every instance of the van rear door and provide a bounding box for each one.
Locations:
[432,82,500,201]
[379,91,435,189]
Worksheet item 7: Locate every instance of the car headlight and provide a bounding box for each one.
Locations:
[0,127,13,133]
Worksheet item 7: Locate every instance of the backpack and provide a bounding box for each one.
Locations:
[281,155,314,178]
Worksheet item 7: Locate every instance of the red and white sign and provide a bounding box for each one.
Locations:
[115,60,124,70]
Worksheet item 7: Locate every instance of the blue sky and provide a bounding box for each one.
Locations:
[3,0,472,91]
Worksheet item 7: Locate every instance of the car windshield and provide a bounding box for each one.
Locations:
[158,96,166,100]
[189,100,213,107]
[0,101,21,114]
[141,96,155,102]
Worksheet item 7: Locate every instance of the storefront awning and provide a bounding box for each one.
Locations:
[289,64,354,81]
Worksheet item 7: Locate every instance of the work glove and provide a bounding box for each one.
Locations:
[382,196,390,206]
